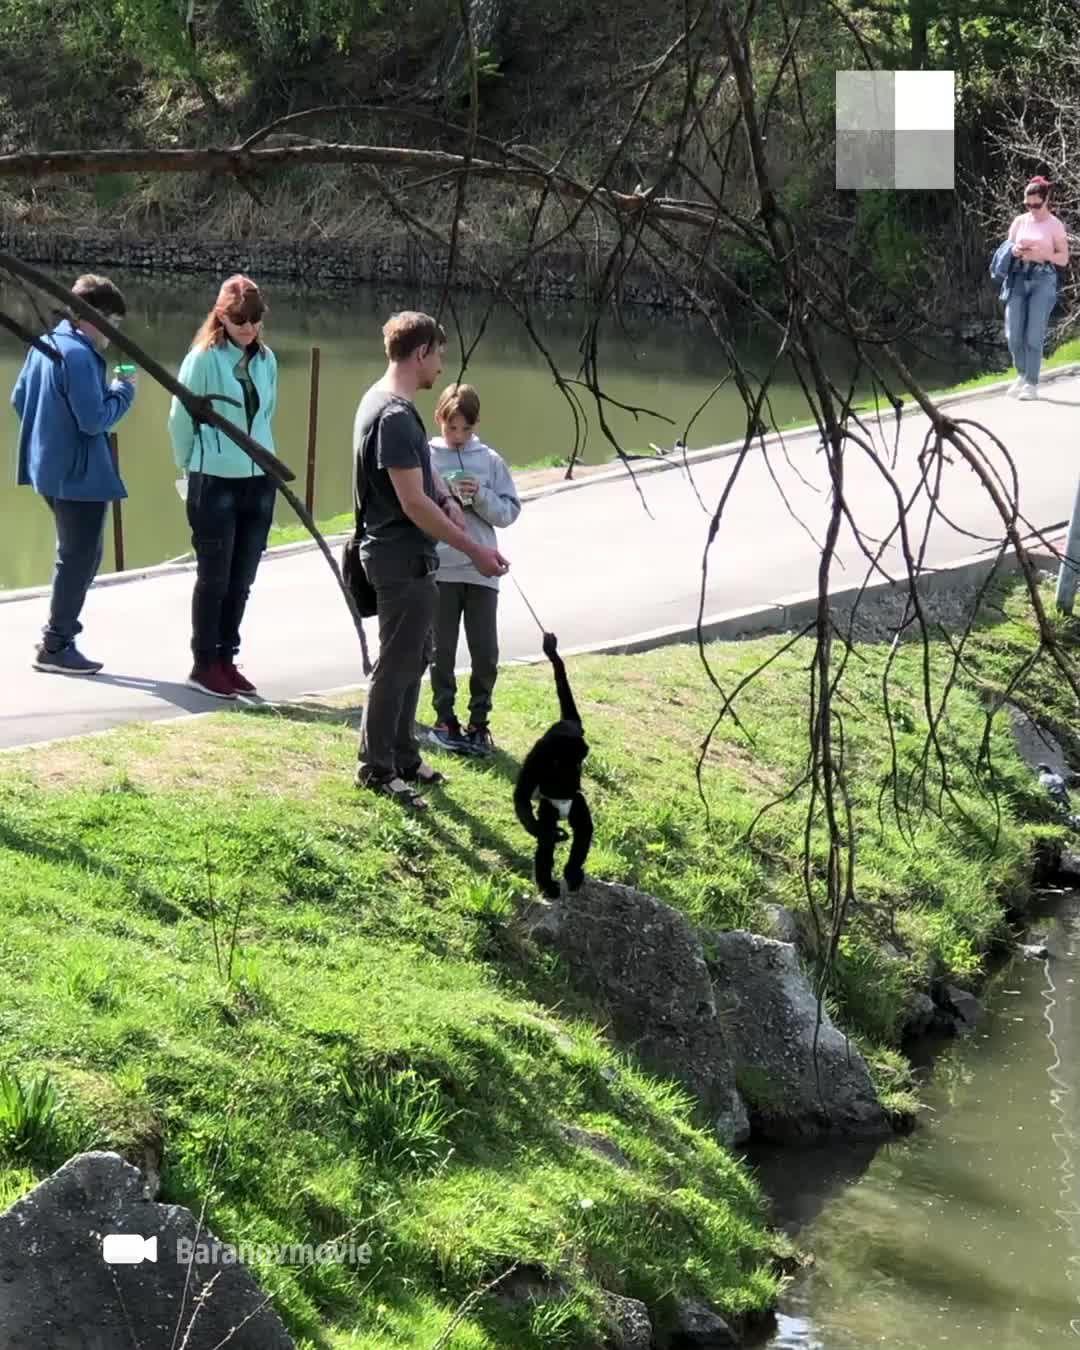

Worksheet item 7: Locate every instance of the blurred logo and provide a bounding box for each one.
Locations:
[102,1234,158,1265]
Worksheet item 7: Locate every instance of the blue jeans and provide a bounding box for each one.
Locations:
[42,496,108,651]
[186,472,276,664]
[1005,266,1057,385]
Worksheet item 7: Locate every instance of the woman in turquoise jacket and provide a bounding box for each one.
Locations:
[168,275,278,699]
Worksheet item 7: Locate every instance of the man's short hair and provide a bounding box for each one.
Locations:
[434,383,480,425]
[71,274,127,319]
[382,311,446,362]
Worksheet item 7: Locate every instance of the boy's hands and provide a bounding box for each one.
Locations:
[469,543,510,578]
[542,632,558,658]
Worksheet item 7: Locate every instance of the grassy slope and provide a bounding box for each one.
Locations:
[0,578,1074,1347]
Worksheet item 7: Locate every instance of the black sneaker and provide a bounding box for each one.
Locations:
[428,719,471,753]
[33,642,103,676]
[465,724,495,756]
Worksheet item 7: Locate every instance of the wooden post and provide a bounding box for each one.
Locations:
[109,432,125,573]
[305,346,321,515]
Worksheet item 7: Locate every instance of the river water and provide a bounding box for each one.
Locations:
[0,272,981,589]
[751,891,1080,1349]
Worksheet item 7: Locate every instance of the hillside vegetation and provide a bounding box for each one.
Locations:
[0,0,1068,311]
[0,575,1074,1346]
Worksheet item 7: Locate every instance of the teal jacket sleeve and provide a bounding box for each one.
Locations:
[265,349,278,427]
[168,348,205,471]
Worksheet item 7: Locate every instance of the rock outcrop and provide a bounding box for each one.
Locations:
[517,881,890,1144]
[519,880,749,1143]
[604,1291,654,1349]
[705,930,890,1141]
[0,1151,295,1350]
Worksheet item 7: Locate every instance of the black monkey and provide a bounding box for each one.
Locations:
[514,632,593,899]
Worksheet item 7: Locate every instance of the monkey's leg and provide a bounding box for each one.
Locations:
[534,798,562,900]
[563,794,593,893]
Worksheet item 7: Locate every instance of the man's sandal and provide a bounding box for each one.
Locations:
[366,776,429,810]
[402,762,448,786]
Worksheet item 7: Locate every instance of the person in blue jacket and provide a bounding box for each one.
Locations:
[11,274,136,676]
[168,275,278,700]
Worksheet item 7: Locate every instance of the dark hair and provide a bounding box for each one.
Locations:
[71,274,126,319]
[434,382,480,425]
[1025,176,1051,201]
[382,311,446,362]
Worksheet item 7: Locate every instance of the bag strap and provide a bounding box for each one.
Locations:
[353,396,425,538]
[353,409,383,539]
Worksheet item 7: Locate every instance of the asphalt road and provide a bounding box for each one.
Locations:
[3,373,1078,750]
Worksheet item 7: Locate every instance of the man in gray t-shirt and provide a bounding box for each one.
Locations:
[354,387,437,568]
[354,312,509,808]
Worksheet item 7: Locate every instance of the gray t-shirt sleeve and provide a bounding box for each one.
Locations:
[376,403,426,471]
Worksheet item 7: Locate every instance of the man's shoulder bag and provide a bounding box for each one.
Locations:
[341,422,379,619]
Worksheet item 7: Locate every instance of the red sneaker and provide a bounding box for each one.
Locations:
[221,660,257,695]
[186,662,238,700]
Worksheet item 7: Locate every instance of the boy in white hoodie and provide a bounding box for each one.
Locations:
[427,383,522,755]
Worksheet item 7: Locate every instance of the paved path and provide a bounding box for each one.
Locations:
[3,373,1079,750]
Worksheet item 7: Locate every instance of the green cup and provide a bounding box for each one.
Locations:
[443,468,474,505]
[114,363,136,377]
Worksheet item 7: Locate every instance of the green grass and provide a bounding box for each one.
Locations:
[269,510,353,548]
[843,336,1080,416]
[0,576,1074,1346]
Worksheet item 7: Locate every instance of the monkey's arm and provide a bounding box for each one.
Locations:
[514,749,542,837]
[543,643,581,727]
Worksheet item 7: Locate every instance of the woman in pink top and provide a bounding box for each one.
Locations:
[1005,176,1069,400]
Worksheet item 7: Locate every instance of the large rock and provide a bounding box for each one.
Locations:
[518,881,749,1144]
[604,1291,653,1349]
[0,1151,295,1350]
[705,931,890,1141]
[1007,705,1070,778]
[664,1296,738,1346]
[939,984,985,1031]
[758,903,802,948]
[899,990,937,1039]
[1061,850,1080,882]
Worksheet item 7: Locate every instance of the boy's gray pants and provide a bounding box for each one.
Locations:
[430,581,500,727]
[357,552,438,783]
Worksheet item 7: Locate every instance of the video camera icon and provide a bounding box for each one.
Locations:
[102,1234,158,1265]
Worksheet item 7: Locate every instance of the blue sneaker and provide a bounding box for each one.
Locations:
[427,718,471,753]
[33,642,103,676]
[464,724,495,756]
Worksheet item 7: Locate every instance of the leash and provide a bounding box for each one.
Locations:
[510,573,547,637]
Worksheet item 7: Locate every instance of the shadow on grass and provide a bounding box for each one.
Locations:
[0,816,186,924]
[416,788,536,883]
[237,699,364,728]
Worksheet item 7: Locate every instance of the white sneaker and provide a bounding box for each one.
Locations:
[1008,376,1025,396]
[1018,383,1039,401]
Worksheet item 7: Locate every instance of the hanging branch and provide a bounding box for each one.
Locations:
[3,0,1080,1075]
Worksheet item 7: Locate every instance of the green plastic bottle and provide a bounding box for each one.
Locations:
[114,363,136,377]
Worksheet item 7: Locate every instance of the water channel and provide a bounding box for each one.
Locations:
[0,271,982,589]
[752,892,1080,1349]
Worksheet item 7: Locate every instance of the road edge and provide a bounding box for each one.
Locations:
[6,364,1074,607]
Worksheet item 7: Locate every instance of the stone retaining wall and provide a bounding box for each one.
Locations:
[0,220,720,310]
